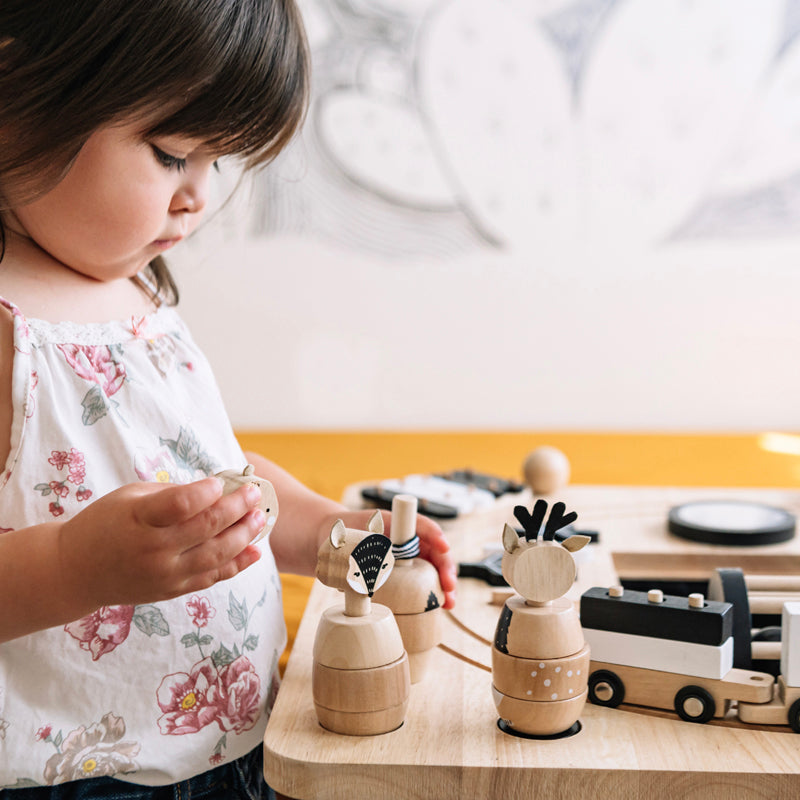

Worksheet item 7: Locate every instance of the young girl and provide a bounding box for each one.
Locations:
[0,1,457,797]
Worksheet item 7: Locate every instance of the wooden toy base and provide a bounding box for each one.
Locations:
[265,484,800,800]
[492,685,588,736]
[314,701,408,737]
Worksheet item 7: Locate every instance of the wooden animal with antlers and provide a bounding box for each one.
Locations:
[312,511,411,735]
[492,499,591,737]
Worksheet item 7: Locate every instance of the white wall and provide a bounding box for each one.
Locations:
[173,0,800,432]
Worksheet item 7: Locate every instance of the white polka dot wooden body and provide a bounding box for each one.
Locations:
[492,500,591,736]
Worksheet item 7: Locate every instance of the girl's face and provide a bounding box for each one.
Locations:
[10,118,218,282]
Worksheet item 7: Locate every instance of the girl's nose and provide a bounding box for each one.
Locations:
[170,173,209,215]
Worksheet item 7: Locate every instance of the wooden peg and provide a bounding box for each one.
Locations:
[372,494,445,683]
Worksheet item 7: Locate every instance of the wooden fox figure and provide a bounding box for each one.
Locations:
[312,511,411,735]
[492,499,591,737]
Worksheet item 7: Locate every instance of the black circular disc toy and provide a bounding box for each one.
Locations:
[668,500,795,546]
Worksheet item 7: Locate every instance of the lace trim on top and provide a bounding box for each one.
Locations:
[0,296,182,346]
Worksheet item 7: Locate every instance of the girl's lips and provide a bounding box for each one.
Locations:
[152,237,182,250]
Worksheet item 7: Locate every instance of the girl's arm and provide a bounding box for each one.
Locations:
[245,451,458,609]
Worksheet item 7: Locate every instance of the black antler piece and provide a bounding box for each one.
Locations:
[513,499,548,541]
[543,501,578,540]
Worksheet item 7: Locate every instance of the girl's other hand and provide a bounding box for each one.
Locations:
[58,477,267,609]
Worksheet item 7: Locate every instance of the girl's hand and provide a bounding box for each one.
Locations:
[59,477,267,609]
[328,509,457,609]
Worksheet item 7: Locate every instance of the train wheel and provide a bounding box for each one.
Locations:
[674,686,716,723]
[788,698,800,733]
[588,670,625,707]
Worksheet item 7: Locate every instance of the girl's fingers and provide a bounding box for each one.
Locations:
[137,478,224,527]
[180,485,266,549]
[142,480,263,551]
[179,509,266,576]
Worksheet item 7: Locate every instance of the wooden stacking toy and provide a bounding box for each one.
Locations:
[312,511,411,735]
[215,464,278,543]
[372,494,445,683]
[492,500,591,737]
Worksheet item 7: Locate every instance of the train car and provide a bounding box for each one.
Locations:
[580,586,779,724]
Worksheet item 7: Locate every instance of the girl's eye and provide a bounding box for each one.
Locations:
[151,145,187,173]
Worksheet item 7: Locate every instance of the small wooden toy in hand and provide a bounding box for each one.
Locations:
[492,499,591,737]
[312,511,411,735]
[215,464,278,543]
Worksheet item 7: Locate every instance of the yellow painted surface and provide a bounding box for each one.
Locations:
[235,430,800,671]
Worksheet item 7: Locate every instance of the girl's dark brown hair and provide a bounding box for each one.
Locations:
[0,0,309,304]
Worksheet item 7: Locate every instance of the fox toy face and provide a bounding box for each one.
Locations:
[316,511,394,597]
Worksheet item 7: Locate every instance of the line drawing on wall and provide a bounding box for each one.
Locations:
[249,0,800,259]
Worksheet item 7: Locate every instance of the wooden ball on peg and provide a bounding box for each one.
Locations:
[523,447,571,495]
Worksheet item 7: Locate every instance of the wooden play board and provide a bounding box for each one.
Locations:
[263,485,800,799]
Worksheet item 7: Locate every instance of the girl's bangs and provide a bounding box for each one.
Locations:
[141,1,309,166]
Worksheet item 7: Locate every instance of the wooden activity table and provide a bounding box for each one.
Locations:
[263,483,800,799]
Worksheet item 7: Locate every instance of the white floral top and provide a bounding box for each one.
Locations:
[0,297,286,788]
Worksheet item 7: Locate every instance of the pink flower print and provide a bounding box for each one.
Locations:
[43,713,140,784]
[209,753,225,766]
[156,657,223,735]
[65,606,134,661]
[134,447,179,484]
[130,316,148,338]
[48,451,71,471]
[57,344,126,397]
[36,725,53,742]
[49,481,69,498]
[68,449,86,485]
[211,656,262,734]
[186,596,216,628]
[41,449,92,506]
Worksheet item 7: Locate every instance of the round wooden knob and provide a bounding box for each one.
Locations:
[523,447,570,495]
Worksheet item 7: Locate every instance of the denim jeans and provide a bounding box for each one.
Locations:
[0,746,276,800]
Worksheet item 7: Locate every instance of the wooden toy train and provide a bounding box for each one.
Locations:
[581,584,800,731]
